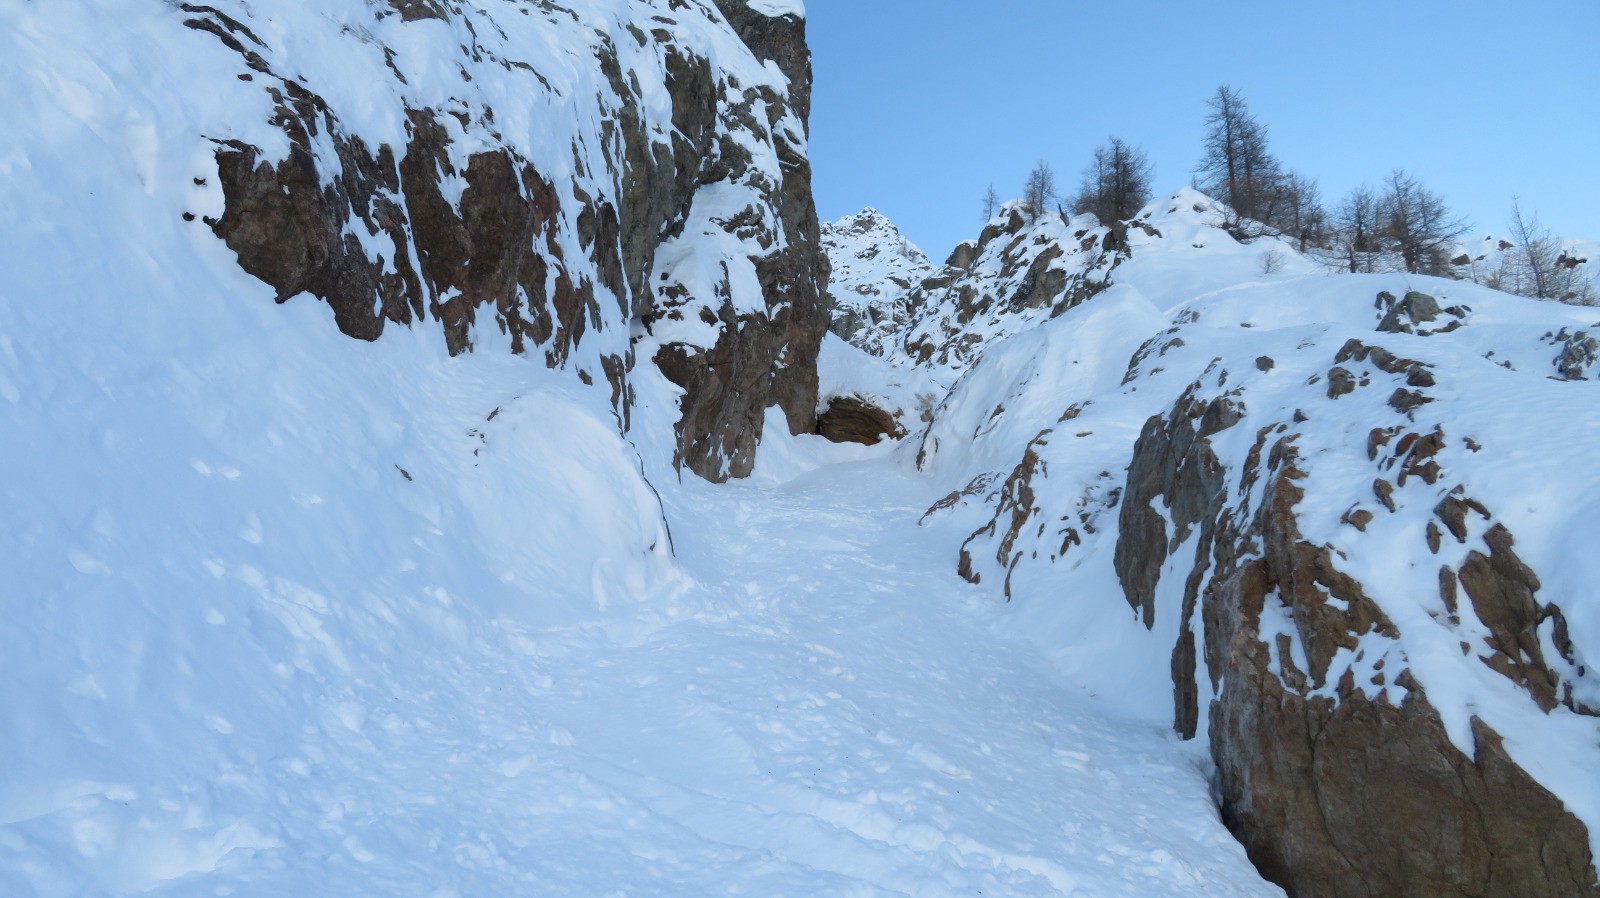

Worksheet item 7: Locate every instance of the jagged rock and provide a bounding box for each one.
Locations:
[1114,386,1242,737]
[1115,387,1240,634]
[1099,377,1600,897]
[945,241,980,271]
[820,209,934,356]
[899,202,1125,371]
[1458,523,1565,712]
[713,0,811,127]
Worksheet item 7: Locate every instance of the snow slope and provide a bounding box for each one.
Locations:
[1451,232,1599,301]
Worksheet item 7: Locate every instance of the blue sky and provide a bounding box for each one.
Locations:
[805,1,1600,262]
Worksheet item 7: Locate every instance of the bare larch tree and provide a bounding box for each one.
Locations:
[1072,137,1153,225]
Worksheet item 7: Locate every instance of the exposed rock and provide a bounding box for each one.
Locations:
[959,436,1049,600]
[1205,449,1597,898]
[1549,325,1600,380]
[820,208,935,356]
[1377,289,1462,335]
[386,0,447,22]
[1099,375,1600,897]
[188,0,829,482]
[1325,366,1356,398]
[713,0,812,128]
[945,241,980,271]
[1458,523,1563,712]
[899,201,1126,371]
[1341,507,1373,531]
[815,395,905,445]
[1115,386,1241,634]
[1335,338,1436,387]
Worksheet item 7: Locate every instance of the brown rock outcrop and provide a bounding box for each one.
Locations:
[186,0,828,482]
[815,396,904,445]
[1199,439,1597,898]
[1102,380,1600,897]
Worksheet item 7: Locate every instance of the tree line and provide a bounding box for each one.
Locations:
[984,85,1591,305]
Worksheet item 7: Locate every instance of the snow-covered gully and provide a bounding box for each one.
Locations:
[12,451,1282,898]
[299,437,1287,897]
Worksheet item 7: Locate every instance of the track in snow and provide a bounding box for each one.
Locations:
[4,442,1282,898]
[388,447,1284,897]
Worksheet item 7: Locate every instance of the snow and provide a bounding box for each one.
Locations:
[0,239,1282,895]
[1451,231,1600,297]
[747,0,806,18]
[1,3,1285,896]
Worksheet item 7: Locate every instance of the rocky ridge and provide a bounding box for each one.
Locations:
[895,199,1173,372]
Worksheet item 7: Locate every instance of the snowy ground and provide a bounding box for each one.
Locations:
[2,423,1281,896]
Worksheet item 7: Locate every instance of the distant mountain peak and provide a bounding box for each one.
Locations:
[820,208,934,357]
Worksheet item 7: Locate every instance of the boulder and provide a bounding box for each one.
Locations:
[815,395,904,445]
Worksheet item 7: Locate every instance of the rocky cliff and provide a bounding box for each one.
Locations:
[183,0,825,481]
[888,193,1600,897]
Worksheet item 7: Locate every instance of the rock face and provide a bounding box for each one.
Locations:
[960,354,1600,896]
[1166,403,1596,898]
[819,208,935,357]
[909,198,1600,898]
[185,0,826,481]
[650,0,829,481]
